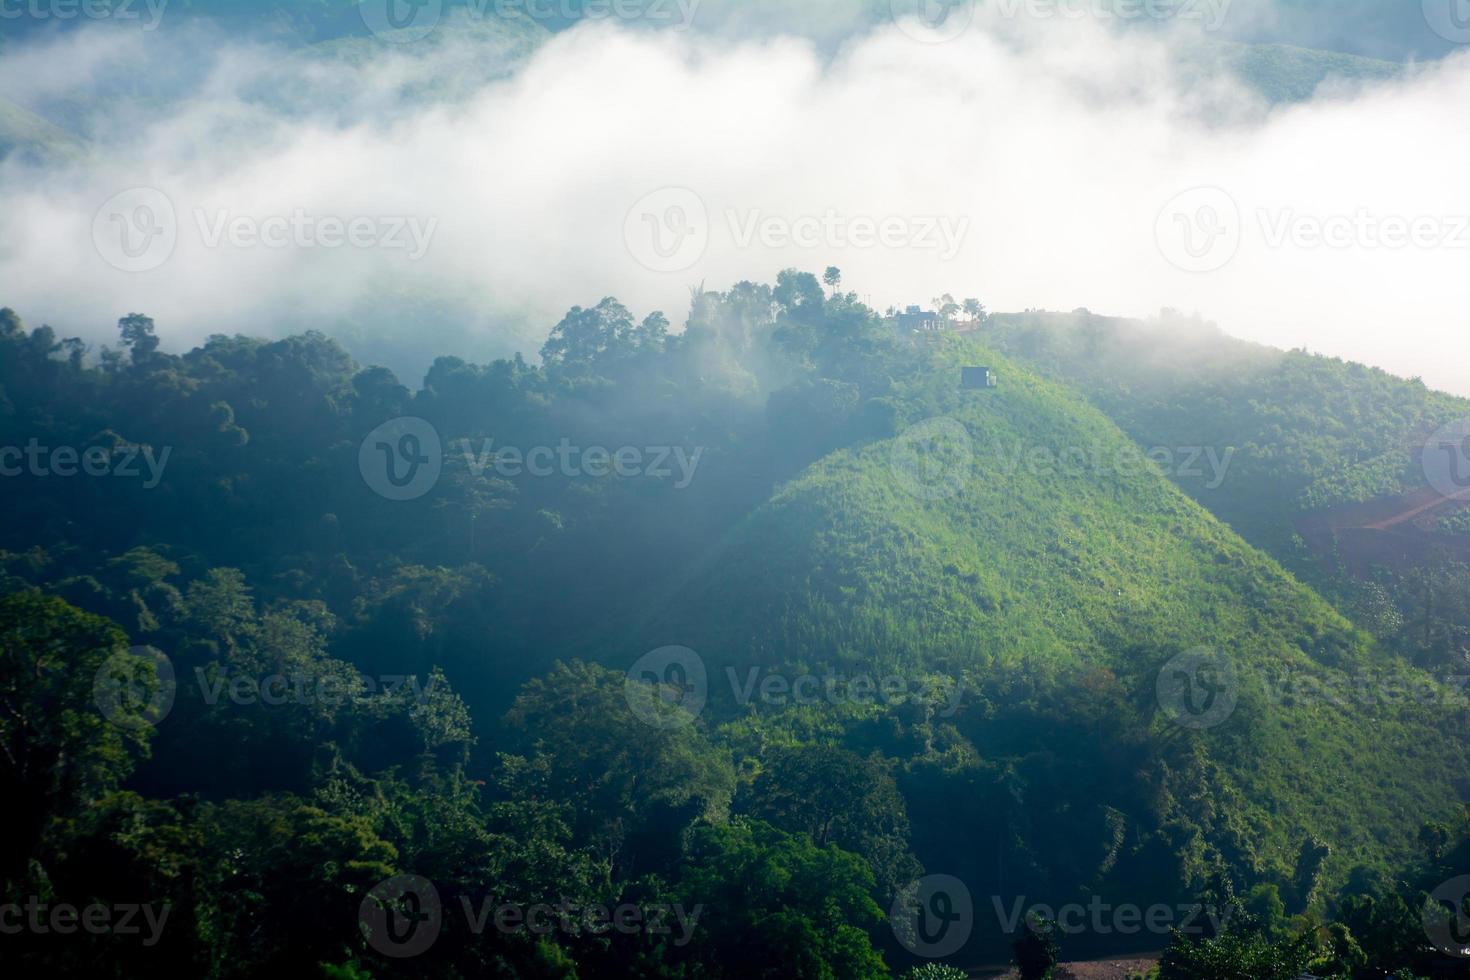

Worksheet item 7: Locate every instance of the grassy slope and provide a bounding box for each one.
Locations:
[1203,41,1405,103]
[0,97,86,165]
[644,338,1470,887]
[981,311,1470,551]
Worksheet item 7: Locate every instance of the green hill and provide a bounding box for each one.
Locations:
[641,336,1470,903]
[0,96,86,164]
[1195,41,1406,103]
[980,309,1469,561]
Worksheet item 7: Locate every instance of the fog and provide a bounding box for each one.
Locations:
[2,5,1468,394]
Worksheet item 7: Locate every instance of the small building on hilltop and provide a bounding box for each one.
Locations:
[962,367,997,390]
[893,305,941,333]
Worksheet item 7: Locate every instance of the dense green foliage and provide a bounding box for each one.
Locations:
[984,309,1470,670]
[3,276,1469,976]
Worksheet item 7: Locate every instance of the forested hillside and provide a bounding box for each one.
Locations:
[5,274,1470,977]
[983,310,1470,674]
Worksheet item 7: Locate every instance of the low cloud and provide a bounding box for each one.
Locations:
[1,9,1467,393]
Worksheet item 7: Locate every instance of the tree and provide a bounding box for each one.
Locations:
[742,743,920,895]
[118,312,159,363]
[539,297,636,374]
[1157,930,1316,980]
[671,819,890,979]
[823,266,842,295]
[0,593,157,884]
[499,661,735,877]
[1013,912,1061,979]
[962,297,986,322]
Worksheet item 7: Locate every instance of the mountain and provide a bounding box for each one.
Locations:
[639,335,1470,909]
[0,96,86,164]
[1200,41,1407,103]
[979,309,1470,577]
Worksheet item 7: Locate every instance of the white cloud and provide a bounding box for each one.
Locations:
[1,11,1467,394]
